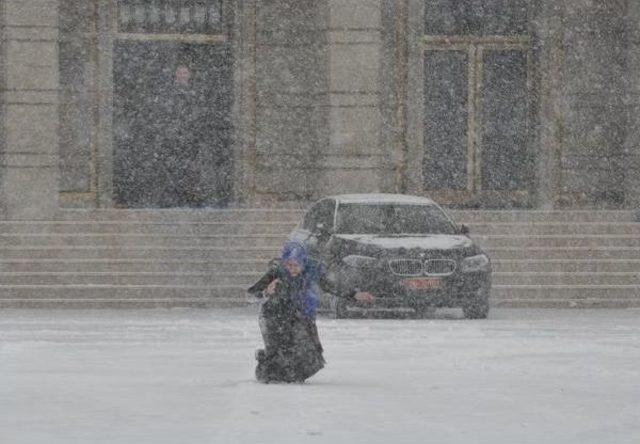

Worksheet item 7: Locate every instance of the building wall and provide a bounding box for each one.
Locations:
[251,0,329,202]
[1,0,639,218]
[624,0,640,208]
[58,2,95,196]
[321,0,385,196]
[0,0,60,219]
[249,0,385,204]
[556,0,629,208]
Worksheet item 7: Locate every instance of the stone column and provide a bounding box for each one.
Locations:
[252,0,329,204]
[0,0,59,219]
[532,0,565,209]
[557,0,628,208]
[321,0,383,195]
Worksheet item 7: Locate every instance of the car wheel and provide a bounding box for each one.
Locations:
[462,299,489,319]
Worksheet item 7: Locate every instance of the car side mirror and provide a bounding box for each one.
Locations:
[314,222,332,240]
[459,224,470,235]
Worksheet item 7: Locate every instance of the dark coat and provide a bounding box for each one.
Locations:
[254,276,325,383]
[247,258,357,303]
[250,258,359,383]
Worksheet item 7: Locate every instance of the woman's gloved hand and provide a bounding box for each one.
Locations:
[264,279,281,297]
[354,291,375,304]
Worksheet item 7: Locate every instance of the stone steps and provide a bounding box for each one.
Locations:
[485,248,640,260]
[0,285,248,309]
[4,220,640,235]
[493,272,640,286]
[35,209,305,223]
[2,247,640,261]
[1,209,639,308]
[0,271,640,291]
[2,258,640,274]
[466,222,640,236]
[474,235,640,248]
[0,259,268,274]
[0,234,289,248]
[6,233,640,249]
[451,210,635,223]
[0,284,638,309]
[491,286,640,307]
[7,208,633,223]
[0,272,261,286]
[0,246,280,260]
[491,259,640,273]
[1,270,637,288]
[0,222,296,235]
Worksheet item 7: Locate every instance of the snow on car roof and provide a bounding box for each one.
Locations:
[330,193,437,205]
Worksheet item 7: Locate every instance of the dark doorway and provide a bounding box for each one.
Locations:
[113,41,233,208]
[422,45,532,208]
[480,49,529,193]
[419,0,532,208]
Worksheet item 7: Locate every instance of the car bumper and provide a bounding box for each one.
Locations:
[349,271,491,309]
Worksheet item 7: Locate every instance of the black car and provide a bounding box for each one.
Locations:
[289,194,491,319]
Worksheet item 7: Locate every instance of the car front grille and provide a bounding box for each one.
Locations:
[388,259,423,276]
[424,259,456,276]
[388,258,457,276]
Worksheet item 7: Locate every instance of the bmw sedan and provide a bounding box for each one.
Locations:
[288,194,491,319]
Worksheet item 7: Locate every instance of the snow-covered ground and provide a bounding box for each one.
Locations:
[1,308,639,444]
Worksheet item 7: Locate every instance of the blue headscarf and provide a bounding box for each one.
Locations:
[280,241,320,320]
[281,241,308,269]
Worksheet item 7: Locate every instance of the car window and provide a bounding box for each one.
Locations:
[316,200,335,230]
[302,206,319,230]
[335,203,457,235]
[303,200,335,231]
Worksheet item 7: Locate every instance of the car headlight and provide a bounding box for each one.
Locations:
[342,255,377,268]
[460,254,490,272]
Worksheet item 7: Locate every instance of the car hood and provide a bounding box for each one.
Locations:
[333,234,474,251]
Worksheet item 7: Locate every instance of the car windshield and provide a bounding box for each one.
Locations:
[335,203,457,235]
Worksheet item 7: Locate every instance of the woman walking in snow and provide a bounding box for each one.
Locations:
[248,241,373,383]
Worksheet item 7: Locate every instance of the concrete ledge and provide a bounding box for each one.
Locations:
[1,297,638,310]
[492,299,640,309]
[0,298,252,310]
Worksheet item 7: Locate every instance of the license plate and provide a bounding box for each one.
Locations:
[401,278,441,290]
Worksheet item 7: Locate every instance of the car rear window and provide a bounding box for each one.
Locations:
[335,204,457,235]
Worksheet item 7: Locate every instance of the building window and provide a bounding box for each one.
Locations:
[418,0,532,207]
[424,0,528,36]
[118,0,224,34]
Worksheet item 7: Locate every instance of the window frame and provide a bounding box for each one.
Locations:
[303,199,337,232]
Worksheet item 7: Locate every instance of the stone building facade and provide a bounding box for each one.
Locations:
[2,0,640,218]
